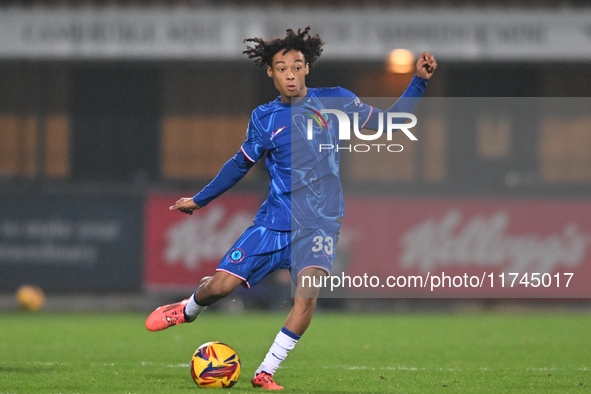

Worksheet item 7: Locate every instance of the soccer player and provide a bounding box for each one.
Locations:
[146,27,436,390]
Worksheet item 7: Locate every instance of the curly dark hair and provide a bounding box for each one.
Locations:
[243,26,324,68]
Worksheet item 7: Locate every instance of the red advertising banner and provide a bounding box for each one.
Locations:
[340,198,591,297]
[145,194,591,297]
[144,194,260,291]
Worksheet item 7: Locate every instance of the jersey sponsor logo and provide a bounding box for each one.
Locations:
[271,126,286,138]
[229,248,245,263]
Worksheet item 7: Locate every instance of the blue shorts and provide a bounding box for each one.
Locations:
[216,225,339,288]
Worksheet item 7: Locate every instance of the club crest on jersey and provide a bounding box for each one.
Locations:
[229,248,245,263]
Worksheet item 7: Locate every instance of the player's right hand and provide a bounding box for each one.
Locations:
[169,197,201,215]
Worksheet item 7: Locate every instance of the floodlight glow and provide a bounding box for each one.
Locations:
[387,49,415,74]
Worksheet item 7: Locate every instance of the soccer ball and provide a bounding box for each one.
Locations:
[15,285,45,311]
[190,342,241,388]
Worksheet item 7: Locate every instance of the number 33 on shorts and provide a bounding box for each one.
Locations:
[311,235,334,255]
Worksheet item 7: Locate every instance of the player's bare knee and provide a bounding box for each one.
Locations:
[296,268,327,298]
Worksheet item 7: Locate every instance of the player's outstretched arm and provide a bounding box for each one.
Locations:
[169,149,255,216]
[362,52,437,131]
[170,197,201,215]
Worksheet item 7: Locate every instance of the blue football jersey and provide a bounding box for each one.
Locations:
[241,87,373,232]
[194,76,426,232]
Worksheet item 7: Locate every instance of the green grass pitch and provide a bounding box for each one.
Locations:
[1,311,590,393]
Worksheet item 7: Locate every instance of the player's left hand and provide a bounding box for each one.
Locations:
[415,52,437,79]
[169,197,201,215]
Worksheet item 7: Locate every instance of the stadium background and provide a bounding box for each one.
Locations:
[0,0,590,312]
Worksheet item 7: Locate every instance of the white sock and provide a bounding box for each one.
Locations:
[255,327,300,377]
[183,290,207,321]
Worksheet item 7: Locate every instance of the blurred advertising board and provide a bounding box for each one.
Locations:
[144,194,260,291]
[146,194,591,298]
[338,198,591,298]
[0,196,143,292]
